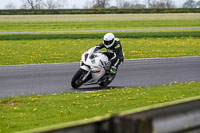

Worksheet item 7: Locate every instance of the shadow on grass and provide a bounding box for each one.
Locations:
[72,86,126,92]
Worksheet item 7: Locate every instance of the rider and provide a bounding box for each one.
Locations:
[93,33,124,76]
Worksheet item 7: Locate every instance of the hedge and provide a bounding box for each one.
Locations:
[0,8,199,15]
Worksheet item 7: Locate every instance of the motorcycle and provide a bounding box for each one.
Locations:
[71,47,116,89]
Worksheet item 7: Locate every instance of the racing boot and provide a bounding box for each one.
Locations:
[109,66,117,81]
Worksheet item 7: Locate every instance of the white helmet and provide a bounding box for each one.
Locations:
[103,33,115,48]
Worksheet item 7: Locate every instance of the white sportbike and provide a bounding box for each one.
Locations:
[71,47,116,89]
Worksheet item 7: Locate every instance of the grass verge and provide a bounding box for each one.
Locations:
[0,32,199,65]
[0,81,200,133]
[0,20,200,32]
[19,95,200,133]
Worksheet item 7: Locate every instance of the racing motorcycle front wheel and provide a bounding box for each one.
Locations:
[71,68,88,89]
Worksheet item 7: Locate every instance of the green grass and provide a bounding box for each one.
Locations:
[0,32,199,65]
[0,81,200,133]
[1,14,199,33]
[0,20,200,32]
[0,14,199,65]
[0,14,199,133]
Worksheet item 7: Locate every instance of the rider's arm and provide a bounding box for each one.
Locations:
[93,42,105,52]
[110,43,122,66]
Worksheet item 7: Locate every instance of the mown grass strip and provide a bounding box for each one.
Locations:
[0,81,200,133]
[0,20,200,32]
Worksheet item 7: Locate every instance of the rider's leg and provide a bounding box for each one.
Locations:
[110,59,122,75]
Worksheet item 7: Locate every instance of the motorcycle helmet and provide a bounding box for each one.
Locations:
[103,33,115,48]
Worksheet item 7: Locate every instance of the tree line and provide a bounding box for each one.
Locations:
[4,0,200,9]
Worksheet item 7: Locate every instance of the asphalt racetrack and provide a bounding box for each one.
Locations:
[0,56,200,98]
[0,27,200,34]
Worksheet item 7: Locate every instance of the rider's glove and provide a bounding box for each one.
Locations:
[110,66,117,75]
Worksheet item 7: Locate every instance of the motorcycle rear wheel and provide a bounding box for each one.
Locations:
[98,75,116,87]
[71,68,86,89]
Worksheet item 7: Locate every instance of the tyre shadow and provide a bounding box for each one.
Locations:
[72,86,126,92]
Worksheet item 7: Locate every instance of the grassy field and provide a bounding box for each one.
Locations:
[0,14,200,32]
[0,14,199,132]
[0,20,199,32]
[0,81,200,133]
[0,14,199,65]
[1,13,200,22]
[0,33,199,65]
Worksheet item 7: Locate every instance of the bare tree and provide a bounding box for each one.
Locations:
[146,0,175,8]
[116,0,146,9]
[45,0,67,9]
[4,2,17,9]
[165,0,175,8]
[21,0,46,9]
[91,0,110,8]
[121,1,134,8]
[21,0,67,9]
[183,0,197,8]
[56,0,68,9]
[116,0,132,8]
[146,0,154,7]
[46,0,57,9]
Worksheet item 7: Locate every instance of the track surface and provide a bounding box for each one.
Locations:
[0,57,200,98]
